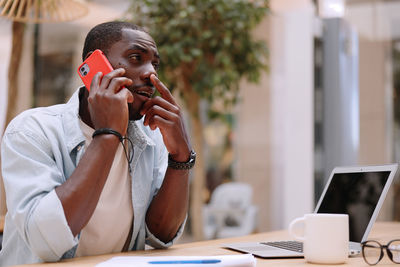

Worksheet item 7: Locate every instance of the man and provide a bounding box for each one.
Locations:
[0,21,195,266]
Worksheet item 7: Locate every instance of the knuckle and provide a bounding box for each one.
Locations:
[111,77,123,86]
[167,121,175,130]
[170,112,179,121]
[117,77,127,82]
[103,72,114,81]
[171,114,181,125]
[172,105,180,114]
[148,106,158,114]
[149,117,155,126]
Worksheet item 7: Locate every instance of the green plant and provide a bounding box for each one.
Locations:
[126,0,269,240]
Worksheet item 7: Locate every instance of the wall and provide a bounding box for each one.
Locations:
[358,37,394,220]
[345,1,398,220]
[0,20,12,216]
[0,21,12,136]
[235,17,271,231]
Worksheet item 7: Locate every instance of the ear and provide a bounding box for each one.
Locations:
[83,51,94,61]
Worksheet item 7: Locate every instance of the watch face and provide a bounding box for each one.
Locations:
[168,150,196,170]
[189,151,196,162]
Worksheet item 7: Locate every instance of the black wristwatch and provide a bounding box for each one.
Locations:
[168,150,196,170]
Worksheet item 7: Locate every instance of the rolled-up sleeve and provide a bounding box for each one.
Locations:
[144,134,187,249]
[2,128,78,261]
[145,216,187,248]
[29,190,78,260]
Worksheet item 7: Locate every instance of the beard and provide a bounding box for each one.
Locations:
[128,102,144,121]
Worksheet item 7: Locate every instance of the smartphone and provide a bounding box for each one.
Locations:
[77,49,114,91]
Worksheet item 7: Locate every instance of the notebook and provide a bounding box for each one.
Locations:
[95,255,256,267]
[224,164,398,258]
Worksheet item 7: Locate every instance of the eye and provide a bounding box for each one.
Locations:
[129,54,141,62]
[152,62,160,71]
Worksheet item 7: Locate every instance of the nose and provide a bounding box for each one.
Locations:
[140,62,157,82]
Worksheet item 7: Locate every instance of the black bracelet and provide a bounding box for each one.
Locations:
[92,128,123,142]
[92,128,134,172]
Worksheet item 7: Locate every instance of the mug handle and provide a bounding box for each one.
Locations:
[289,217,305,242]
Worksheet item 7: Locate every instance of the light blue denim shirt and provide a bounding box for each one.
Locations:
[0,88,185,266]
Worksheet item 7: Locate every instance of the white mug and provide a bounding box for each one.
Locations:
[289,213,349,264]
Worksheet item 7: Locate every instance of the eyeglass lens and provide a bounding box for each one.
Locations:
[388,240,400,264]
[363,241,383,265]
[363,240,400,265]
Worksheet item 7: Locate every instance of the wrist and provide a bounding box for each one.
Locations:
[91,128,133,172]
[92,128,123,141]
[169,150,190,163]
[91,132,120,144]
[91,128,123,148]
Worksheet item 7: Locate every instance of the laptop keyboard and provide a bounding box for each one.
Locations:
[261,241,303,253]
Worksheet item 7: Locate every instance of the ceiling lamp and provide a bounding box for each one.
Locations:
[0,0,88,23]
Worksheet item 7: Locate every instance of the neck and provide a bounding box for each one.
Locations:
[78,87,94,128]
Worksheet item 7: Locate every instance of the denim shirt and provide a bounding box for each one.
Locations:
[0,88,185,266]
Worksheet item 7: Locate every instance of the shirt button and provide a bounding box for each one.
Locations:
[77,145,82,151]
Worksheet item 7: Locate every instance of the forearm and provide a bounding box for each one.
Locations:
[145,167,189,243]
[55,135,120,236]
[143,74,193,243]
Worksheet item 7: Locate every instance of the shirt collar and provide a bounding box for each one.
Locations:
[128,120,156,149]
[63,87,85,153]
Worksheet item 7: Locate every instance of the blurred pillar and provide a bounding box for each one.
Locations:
[268,0,315,230]
[321,18,359,185]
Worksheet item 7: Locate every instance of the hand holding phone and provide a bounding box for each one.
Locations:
[77,49,133,135]
[77,49,114,91]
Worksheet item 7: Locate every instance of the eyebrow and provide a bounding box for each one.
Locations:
[128,44,160,59]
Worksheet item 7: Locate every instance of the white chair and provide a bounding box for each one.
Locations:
[203,182,258,239]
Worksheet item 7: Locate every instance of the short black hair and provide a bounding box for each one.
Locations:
[82,21,147,61]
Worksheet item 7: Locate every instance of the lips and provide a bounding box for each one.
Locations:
[131,85,155,98]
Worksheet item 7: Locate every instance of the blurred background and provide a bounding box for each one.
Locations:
[0,0,400,243]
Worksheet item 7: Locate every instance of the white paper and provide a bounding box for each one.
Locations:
[95,254,256,267]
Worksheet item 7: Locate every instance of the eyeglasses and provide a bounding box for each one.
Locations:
[361,240,400,265]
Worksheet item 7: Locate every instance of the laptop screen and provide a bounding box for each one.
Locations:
[316,171,390,243]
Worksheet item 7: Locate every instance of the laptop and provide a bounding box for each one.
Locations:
[224,164,398,258]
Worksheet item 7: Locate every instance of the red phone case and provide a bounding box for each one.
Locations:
[77,49,114,91]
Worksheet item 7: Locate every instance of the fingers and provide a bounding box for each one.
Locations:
[142,75,181,130]
[89,72,103,95]
[109,77,133,93]
[150,74,177,105]
[143,103,180,128]
[119,88,134,103]
[146,75,191,158]
[146,115,169,131]
[143,99,191,158]
[90,68,132,94]
[141,75,179,117]
[140,96,179,116]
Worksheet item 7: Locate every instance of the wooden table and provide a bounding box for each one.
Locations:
[16,221,400,266]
